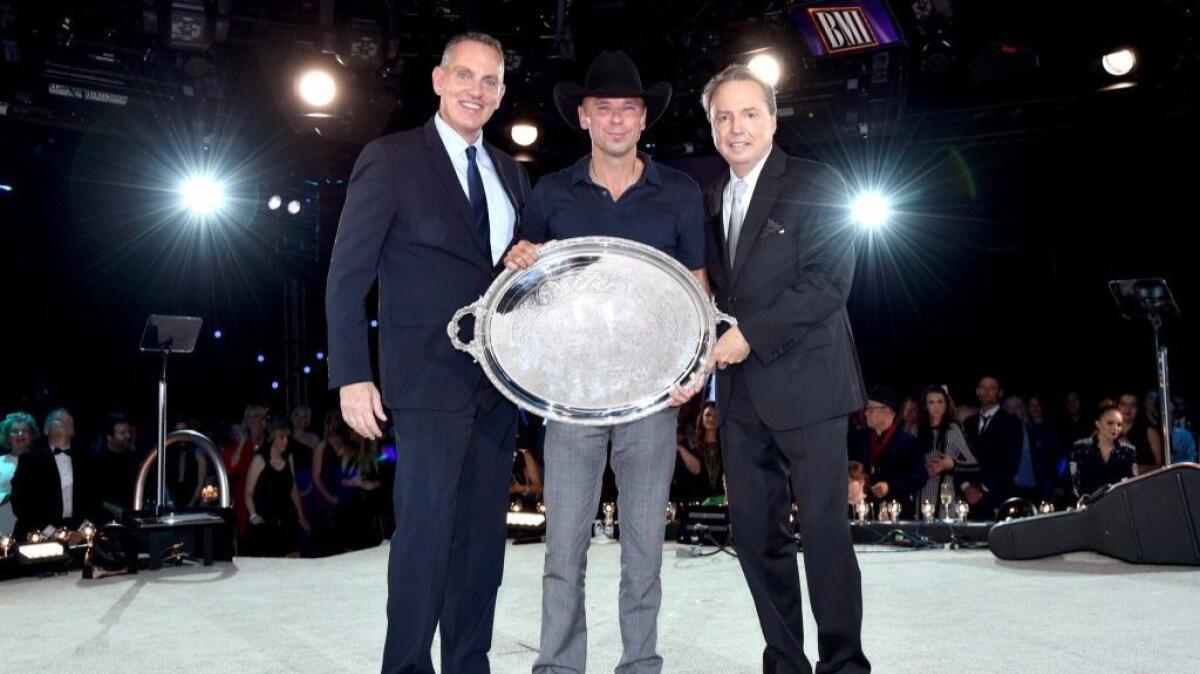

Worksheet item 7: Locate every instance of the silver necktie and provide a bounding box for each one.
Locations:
[727,179,748,263]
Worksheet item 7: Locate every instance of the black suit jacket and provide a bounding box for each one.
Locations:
[326,117,531,410]
[704,147,865,430]
[962,409,1024,502]
[11,447,95,539]
[848,426,926,512]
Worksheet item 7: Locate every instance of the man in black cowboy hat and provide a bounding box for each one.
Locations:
[504,50,706,674]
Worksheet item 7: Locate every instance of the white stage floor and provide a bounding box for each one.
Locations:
[2,541,1197,673]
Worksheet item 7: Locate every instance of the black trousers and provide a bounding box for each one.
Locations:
[722,372,870,674]
[381,393,515,674]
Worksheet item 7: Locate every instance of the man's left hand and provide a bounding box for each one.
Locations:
[870,481,890,498]
[707,326,751,371]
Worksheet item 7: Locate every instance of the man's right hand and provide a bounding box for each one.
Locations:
[503,240,552,270]
[340,381,387,439]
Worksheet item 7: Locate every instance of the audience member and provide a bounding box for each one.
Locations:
[1117,392,1164,475]
[691,402,724,499]
[961,376,1024,518]
[244,418,309,556]
[848,387,926,518]
[916,385,978,514]
[899,396,920,437]
[91,412,138,516]
[1,411,39,457]
[223,403,268,541]
[1070,405,1136,497]
[11,408,98,539]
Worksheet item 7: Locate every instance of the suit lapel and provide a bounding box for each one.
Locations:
[707,175,731,276]
[484,142,522,272]
[423,118,491,267]
[730,147,786,288]
[484,142,520,214]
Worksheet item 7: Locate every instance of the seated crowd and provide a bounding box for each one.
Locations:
[1,376,1196,554]
[845,376,1199,521]
[0,404,392,558]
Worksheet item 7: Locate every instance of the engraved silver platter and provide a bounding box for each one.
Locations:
[447,236,736,426]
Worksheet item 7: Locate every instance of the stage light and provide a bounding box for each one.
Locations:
[270,380,280,390]
[0,183,12,192]
[370,319,378,328]
[18,541,66,561]
[213,329,222,339]
[267,194,282,210]
[507,512,547,528]
[302,365,312,374]
[315,351,325,361]
[297,69,337,107]
[1102,49,1136,77]
[180,175,226,216]
[851,191,891,229]
[511,123,539,147]
[287,199,301,215]
[256,354,265,363]
[748,53,782,86]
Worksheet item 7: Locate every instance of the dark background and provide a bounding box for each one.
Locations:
[1,0,1196,442]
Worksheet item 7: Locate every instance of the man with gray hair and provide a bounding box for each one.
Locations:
[326,30,530,673]
[673,64,870,673]
[11,408,97,539]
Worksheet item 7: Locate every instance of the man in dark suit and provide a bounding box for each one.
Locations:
[11,408,95,540]
[325,31,530,674]
[962,375,1024,519]
[674,64,870,673]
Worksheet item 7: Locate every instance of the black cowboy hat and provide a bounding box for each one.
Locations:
[552,50,672,132]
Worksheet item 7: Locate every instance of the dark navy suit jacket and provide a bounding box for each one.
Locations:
[325,117,530,410]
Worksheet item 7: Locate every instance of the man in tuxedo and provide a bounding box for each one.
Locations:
[325,31,530,674]
[11,408,96,540]
[962,375,1024,518]
[674,64,870,673]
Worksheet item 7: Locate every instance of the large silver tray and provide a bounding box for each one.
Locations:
[447,236,735,426]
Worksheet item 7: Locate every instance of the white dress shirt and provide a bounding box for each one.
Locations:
[978,404,1001,434]
[722,150,771,241]
[51,447,74,519]
[433,113,516,265]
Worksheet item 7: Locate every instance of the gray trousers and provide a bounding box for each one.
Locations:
[533,408,677,674]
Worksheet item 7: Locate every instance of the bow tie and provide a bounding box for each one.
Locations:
[52,448,72,456]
